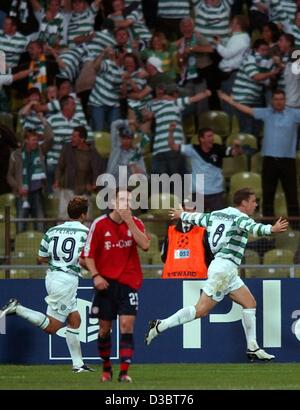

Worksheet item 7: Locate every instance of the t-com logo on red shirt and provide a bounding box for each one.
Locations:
[104,239,133,250]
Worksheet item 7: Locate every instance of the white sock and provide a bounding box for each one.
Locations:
[16,305,49,330]
[242,308,259,350]
[158,306,196,332]
[66,327,84,368]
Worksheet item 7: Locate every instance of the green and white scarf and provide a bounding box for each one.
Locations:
[28,54,47,93]
[22,148,46,189]
[178,34,198,84]
[129,132,150,164]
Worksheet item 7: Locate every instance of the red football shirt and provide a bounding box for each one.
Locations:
[82,214,145,290]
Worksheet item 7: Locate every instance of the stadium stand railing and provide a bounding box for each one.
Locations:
[1,205,300,280]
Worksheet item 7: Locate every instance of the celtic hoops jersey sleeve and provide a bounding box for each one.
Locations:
[39,221,89,276]
[181,207,272,266]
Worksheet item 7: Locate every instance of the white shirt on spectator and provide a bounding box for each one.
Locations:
[217,32,251,72]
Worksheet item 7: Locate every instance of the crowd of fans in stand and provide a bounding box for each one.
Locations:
[1,0,300,232]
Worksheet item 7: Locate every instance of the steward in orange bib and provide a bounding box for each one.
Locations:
[161,218,213,279]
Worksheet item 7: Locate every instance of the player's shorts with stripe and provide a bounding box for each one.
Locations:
[90,279,139,320]
[45,271,79,322]
[203,257,245,302]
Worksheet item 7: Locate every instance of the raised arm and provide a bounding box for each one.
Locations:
[189,89,211,104]
[110,118,128,146]
[218,90,254,116]
[128,85,152,100]
[118,211,150,251]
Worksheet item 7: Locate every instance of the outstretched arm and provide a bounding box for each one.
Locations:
[236,215,288,237]
[169,209,210,228]
[271,217,289,233]
[189,89,211,104]
[218,90,254,116]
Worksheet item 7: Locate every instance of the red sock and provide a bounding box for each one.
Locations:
[98,335,112,372]
[119,333,134,375]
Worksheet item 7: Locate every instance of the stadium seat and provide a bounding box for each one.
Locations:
[198,111,231,138]
[183,114,196,139]
[90,194,102,220]
[226,133,258,151]
[0,113,14,131]
[151,252,163,265]
[148,233,160,254]
[147,233,161,263]
[0,193,16,215]
[11,251,39,265]
[9,269,31,279]
[0,208,16,246]
[44,194,59,218]
[243,249,260,278]
[0,269,31,279]
[191,133,222,145]
[138,247,151,264]
[139,213,168,241]
[262,249,295,277]
[229,172,262,202]
[149,193,181,217]
[231,114,240,135]
[222,155,248,179]
[30,269,46,279]
[0,228,5,259]
[143,152,152,174]
[243,249,260,264]
[94,131,111,158]
[275,230,300,253]
[250,152,262,173]
[142,252,163,277]
[274,192,288,216]
[14,230,43,255]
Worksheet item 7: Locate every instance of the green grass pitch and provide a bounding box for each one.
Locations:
[1,363,300,390]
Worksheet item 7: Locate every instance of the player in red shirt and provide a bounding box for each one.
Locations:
[81,188,150,383]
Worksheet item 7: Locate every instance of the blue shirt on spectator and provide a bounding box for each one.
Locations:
[181,144,231,195]
[253,107,300,158]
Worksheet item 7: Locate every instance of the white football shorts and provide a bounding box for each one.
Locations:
[45,271,79,322]
[203,257,245,302]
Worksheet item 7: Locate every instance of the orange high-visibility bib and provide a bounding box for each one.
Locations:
[162,225,208,279]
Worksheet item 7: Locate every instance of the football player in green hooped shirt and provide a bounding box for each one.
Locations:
[146,187,288,361]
